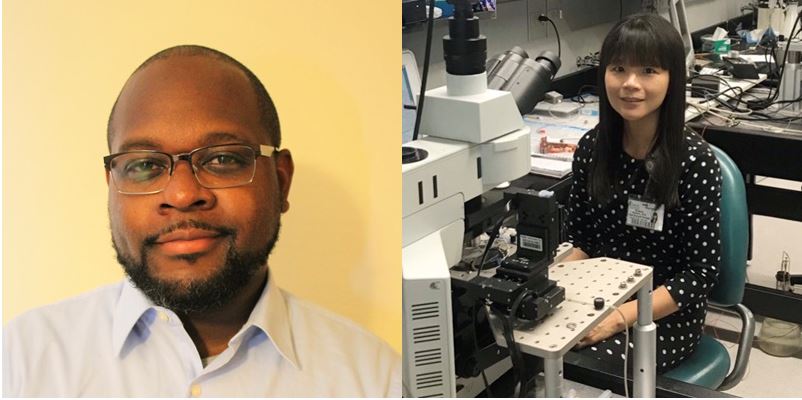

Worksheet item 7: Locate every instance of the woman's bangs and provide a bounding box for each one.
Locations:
[608,25,667,69]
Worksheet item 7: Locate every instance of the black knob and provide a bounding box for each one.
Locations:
[593,297,605,310]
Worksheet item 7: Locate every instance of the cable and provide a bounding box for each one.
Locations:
[472,202,526,396]
[497,308,520,396]
[470,303,494,397]
[763,39,776,84]
[685,73,801,116]
[411,0,436,141]
[686,81,752,115]
[571,84,598,104]
[752,42,781,108]
[472,200,529,395]
[613,307,630,399]
[484,289,535,399]
[706,311,740,350]
[499,304,528,397]
[693,101,802,134]
[688,80,749,112]
[748,11,801,110]
[510,289,534,397]
[475,201,513,277]
[734,119,802,134]
[538,14,561,59]
[774,93,802,104]
[576,84,598,96]
[689,102,751,120]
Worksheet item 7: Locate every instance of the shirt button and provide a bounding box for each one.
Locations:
[190,384,201,397]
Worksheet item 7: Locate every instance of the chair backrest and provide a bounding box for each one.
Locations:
[708,145,749,306]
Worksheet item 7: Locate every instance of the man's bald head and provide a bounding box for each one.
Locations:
[107,45,280,150]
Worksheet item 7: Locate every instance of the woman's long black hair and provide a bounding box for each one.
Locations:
[589,14,687,209]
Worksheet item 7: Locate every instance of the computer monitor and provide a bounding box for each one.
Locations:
[668,0,695,76]
[402,49,421,144]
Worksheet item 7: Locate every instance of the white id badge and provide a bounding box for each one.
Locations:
[626,195,664,231]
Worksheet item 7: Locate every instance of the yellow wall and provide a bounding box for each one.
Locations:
[3,1,400,353]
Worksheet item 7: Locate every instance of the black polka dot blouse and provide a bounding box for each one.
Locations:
[567,127,722,372]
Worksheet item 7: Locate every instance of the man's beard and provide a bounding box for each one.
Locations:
[113,219,280,314]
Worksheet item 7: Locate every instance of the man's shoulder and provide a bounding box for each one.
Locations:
[4,281,126,396]
[5,281,124,335]
[282,289,392,349]
[279,289,400,396]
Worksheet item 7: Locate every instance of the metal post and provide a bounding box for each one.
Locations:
[778,42,801,112]
[544,355,564,398]
[633,274,656,397]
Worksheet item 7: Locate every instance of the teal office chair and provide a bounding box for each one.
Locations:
[662,145,755,390]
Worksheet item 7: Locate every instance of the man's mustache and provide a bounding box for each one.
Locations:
[143,220,236,247]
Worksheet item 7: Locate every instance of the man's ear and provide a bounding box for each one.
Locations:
[274,149,294,213]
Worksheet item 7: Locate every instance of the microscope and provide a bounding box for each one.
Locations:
[401,0,565,396]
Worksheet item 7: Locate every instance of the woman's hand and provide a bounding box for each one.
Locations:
[573,287,679,349]
[575,310,628,349]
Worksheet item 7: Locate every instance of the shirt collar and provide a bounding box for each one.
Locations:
[112,278,155,357]
[111,274,300,369]
[228,273,300,369]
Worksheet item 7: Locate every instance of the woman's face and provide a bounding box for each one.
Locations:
[604,62,669,123]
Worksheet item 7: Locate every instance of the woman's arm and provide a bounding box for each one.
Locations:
[575,139,722,348]
[576,285,679,348]
[561,246,589,262]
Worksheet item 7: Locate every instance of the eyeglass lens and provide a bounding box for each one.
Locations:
[109,144,258,194]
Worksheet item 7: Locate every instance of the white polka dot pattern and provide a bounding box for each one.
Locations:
[569,128,722,372]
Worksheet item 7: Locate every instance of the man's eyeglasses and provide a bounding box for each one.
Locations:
[103,143,278,195]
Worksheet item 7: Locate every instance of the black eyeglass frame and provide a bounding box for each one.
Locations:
[103,143,279,195]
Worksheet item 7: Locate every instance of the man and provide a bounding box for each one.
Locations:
[3,45,400,397]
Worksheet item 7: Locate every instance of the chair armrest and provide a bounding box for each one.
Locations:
[710,302,755,391]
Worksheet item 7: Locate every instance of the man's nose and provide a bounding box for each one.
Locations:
[159,161,215,212]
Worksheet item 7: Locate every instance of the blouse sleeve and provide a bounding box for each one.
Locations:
[566,130,599,256]
[663,144,722,310]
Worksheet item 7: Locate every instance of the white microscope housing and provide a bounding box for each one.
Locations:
[401,70,531,397]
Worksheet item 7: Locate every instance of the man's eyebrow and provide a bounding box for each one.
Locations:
[117,139,161,152]
[202,131,246,145]
[115,132,252,153]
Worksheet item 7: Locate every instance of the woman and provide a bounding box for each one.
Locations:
[566,14,721,373]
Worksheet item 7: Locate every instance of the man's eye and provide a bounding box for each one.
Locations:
[202,152,249,172]
[123,159,167,181]
[207,154,244,165]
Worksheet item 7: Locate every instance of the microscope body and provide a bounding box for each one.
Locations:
[401,80,530,396]
[402,1,565,395]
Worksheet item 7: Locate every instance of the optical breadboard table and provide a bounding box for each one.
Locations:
[489,245,655,397]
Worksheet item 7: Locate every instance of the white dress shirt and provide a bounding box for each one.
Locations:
[3,275,401,397]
